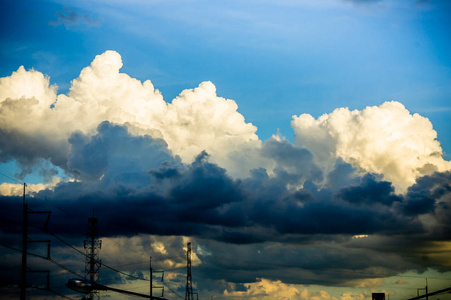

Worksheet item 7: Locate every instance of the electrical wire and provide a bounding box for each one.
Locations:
[102,264,150,282]
[32,286,76,300]
[0,171,23,184]
[25,181,155,260]
[44,228,85,256]
[1,172,182,279]
[0,242,84,278]
[0,242,84,298]
[37,227,188,288]
[162,281,185,299]
[38,228,161,285]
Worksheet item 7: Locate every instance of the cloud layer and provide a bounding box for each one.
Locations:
[292,102,451,192]
[0,51,263,181]
[2,51,449,190]
[1,51,450,298]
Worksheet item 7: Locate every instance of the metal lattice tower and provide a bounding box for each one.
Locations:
[185,242,193,300]
[84,216,102,300]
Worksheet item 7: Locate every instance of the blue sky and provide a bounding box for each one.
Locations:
[2,0,450,150]
[1,0,451,299]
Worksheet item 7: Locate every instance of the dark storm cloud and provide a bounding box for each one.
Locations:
[2,122,451,289]
[261,138,323,184]
[336,173,403,206]
[0,107,68,182]
[194,239,414,286]
[67,121,176,183]
[325,158,362,191]
[2,122,450,243]
[405,171,451,239]
[404,171,451,215]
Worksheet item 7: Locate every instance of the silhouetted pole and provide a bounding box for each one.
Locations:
[425,278,428,300]
[185,242,193,300]
[84,213,101,300]
[408,286,451,300]
[150,256,153,299]
[20,183,27,300]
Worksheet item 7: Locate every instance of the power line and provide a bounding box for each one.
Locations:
[32,286,76,300]
[25,185,154,260]
[6,225,451,286]
[0,242,84,298]
[163,281,185,299]
[0,242,83,278]
[1,175,177,271]
[41,229,157,284]
[48,258,84,278]
[44,228,85,256]
[0,171,23,184]
[38,227,187,287]
[102,264,150,282]
[0,220,184,279]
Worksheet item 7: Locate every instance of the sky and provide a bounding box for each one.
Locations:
[1,0,451,299]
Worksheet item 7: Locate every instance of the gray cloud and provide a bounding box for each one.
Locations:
[2,123,449,242]
[1,121,451,296]
[49,7,98,28]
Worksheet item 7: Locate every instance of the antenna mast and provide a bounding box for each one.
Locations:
[84,212,102,300]
[185,242,193,300]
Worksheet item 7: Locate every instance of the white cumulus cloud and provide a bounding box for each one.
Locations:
[0,51,263,179]
[1,51,449,192]
[292,101,451,192]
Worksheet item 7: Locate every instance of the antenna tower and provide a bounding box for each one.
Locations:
[185,242,193,300]
[84,213,102,300]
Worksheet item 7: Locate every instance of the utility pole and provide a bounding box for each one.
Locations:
[425,278,428,300]
[150,256,153,299]
[185,242,193,300]
[20,183,27,300]
[417,278,429,300]
[150,256,165,299]
[84,212,102,300]
[408,286,451,300]
[20,183,52,299]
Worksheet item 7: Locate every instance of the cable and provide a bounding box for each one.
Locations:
[0,242,83,277]
[0,243,83,298]
[24,183,155,261]
[0,171,23,184]
[48,258,84,278]
[39,229,154,284]
[44,229,85,256]
[0,242,22,253]
[163,281,185,299]
[32,286,76,300]
[39,228,180,287]
[107,260,149,268]
[2,178,176,274]
[102,264,150,281]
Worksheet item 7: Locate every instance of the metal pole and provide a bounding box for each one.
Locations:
[425,278,428,300]
[150,256,153,299]
[20,183,27,300]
